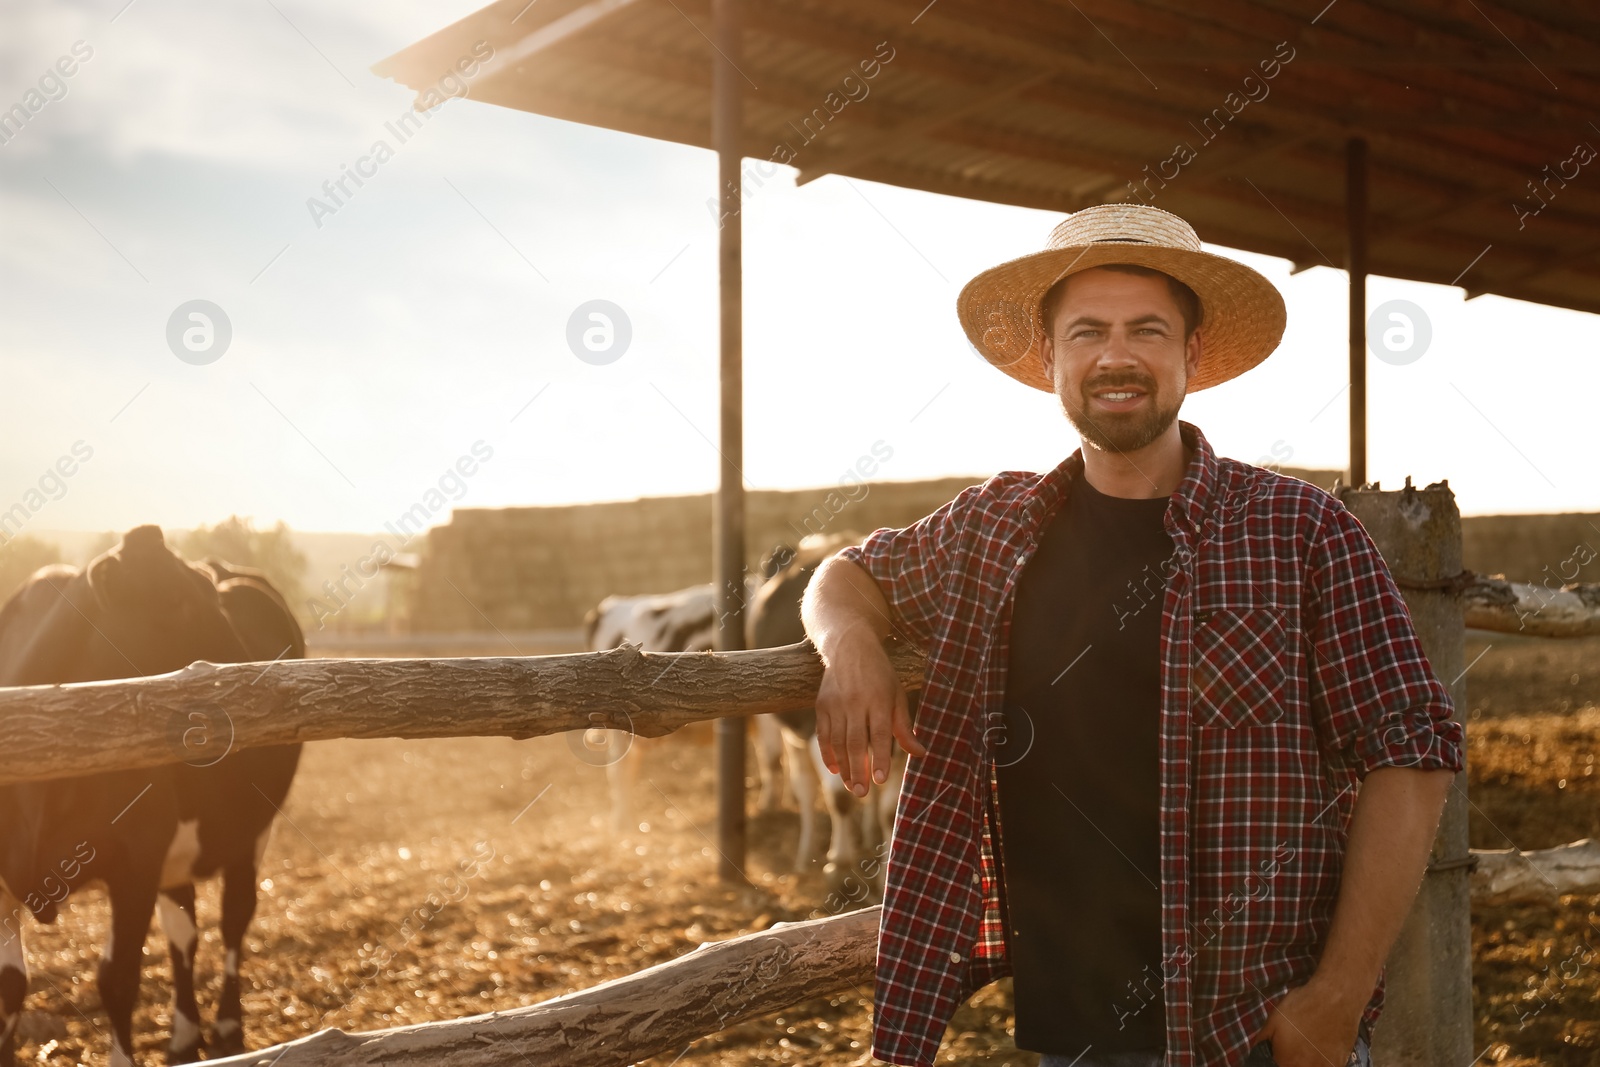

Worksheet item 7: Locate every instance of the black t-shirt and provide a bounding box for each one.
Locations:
[995,473,1174,1054]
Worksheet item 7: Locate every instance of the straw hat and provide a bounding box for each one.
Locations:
[956,204,1286,393]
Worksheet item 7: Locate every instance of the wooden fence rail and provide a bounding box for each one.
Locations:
[0,640,927,786]
[1464,576,1600,638]
[1472,839,1600,904]
[200,906,880,1067]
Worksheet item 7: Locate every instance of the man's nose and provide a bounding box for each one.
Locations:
[1096,328,1139,366]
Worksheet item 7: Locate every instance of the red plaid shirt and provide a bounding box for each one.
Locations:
[833,420,1463,1067]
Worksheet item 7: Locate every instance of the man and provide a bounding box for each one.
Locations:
[799,204,1462,1067]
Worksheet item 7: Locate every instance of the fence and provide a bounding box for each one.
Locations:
[1,557,1596,1064]
[0,640,926,786]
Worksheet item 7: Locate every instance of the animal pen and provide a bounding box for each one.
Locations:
[9,0,1600,1063]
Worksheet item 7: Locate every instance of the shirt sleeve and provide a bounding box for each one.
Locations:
[1303,500,1465,776]
[832,479,993,651]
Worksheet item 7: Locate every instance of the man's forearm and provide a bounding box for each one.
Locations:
[1310,766,1454,1000]
[801,556,894,664]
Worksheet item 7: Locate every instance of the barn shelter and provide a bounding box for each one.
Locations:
[373,5,1599,1063]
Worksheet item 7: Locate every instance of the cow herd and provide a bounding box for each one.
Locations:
[0,526,908,1066]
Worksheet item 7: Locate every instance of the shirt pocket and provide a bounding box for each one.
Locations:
[1190,606,1288,728]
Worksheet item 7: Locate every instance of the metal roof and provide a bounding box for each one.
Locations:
[375,0,1600,315]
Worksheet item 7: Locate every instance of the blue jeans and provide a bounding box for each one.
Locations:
[1037,1035,1372,1067]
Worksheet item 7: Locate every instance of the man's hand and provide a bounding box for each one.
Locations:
[814,626,927,797]
[1255,979,1363,1067]
[1256,767,1453,1067]
[802,554,929,796]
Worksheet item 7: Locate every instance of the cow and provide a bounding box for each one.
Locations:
[747,531,911,901]
[581,573,791,836]
[0,526,302,1067]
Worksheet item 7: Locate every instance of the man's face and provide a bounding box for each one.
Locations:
[1039,268,1202,454]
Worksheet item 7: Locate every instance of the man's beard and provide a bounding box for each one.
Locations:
[1060,371,1185,454]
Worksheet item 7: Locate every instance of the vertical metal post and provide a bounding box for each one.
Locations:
[1346,136,1368,488]
[711,0,747,883]
[1339,480,1473,1067]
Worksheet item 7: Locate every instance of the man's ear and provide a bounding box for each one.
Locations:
[1039,334,1055,379]
[1186,327,1204,381]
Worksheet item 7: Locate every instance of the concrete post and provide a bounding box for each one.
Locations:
[1337,478,1472,1067]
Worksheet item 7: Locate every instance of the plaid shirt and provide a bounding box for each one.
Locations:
[833,420,1463,1067]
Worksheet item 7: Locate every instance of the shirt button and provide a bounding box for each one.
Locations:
[949,950,962,963]
[971,872,980,886]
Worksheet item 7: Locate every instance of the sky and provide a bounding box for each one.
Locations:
[2,0,1597,541]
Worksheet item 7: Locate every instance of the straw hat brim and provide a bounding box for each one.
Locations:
[956,244,1287,394]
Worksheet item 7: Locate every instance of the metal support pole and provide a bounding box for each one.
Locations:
[711,0,747,883]
[1346,137,1368,488]
[1339,480,1473,1067]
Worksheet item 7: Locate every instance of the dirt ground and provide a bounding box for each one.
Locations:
[8,633,1598,1066]
[1463,633,1600,1066]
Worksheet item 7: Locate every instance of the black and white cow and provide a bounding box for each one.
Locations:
[747,531,911,898]
[0,526,302,1066]
[582,574,788,835]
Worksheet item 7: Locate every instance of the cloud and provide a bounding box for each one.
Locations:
[0,0,492,168]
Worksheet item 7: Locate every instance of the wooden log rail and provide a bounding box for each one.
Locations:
[1463,576,1600,638]
[1471,839,1600,905]
[0,640,927,786]
[201,906,880,1067]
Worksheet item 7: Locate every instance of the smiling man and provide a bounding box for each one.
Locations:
[799,205,1462,1067]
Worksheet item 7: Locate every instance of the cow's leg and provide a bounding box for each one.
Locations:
[214,829,269,1057]
[853,749,905,897]
[606,732,641,835]
[821,775,865,898]
[156,884,203,1063]
[752,715,789,813]
[0,891,27,1067]
[784,729,820,871]
[102,874,160,1067]
[859,746,907,854]
[876,748,906,845]
[214,866,256,1055]
[807,738,870,904]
